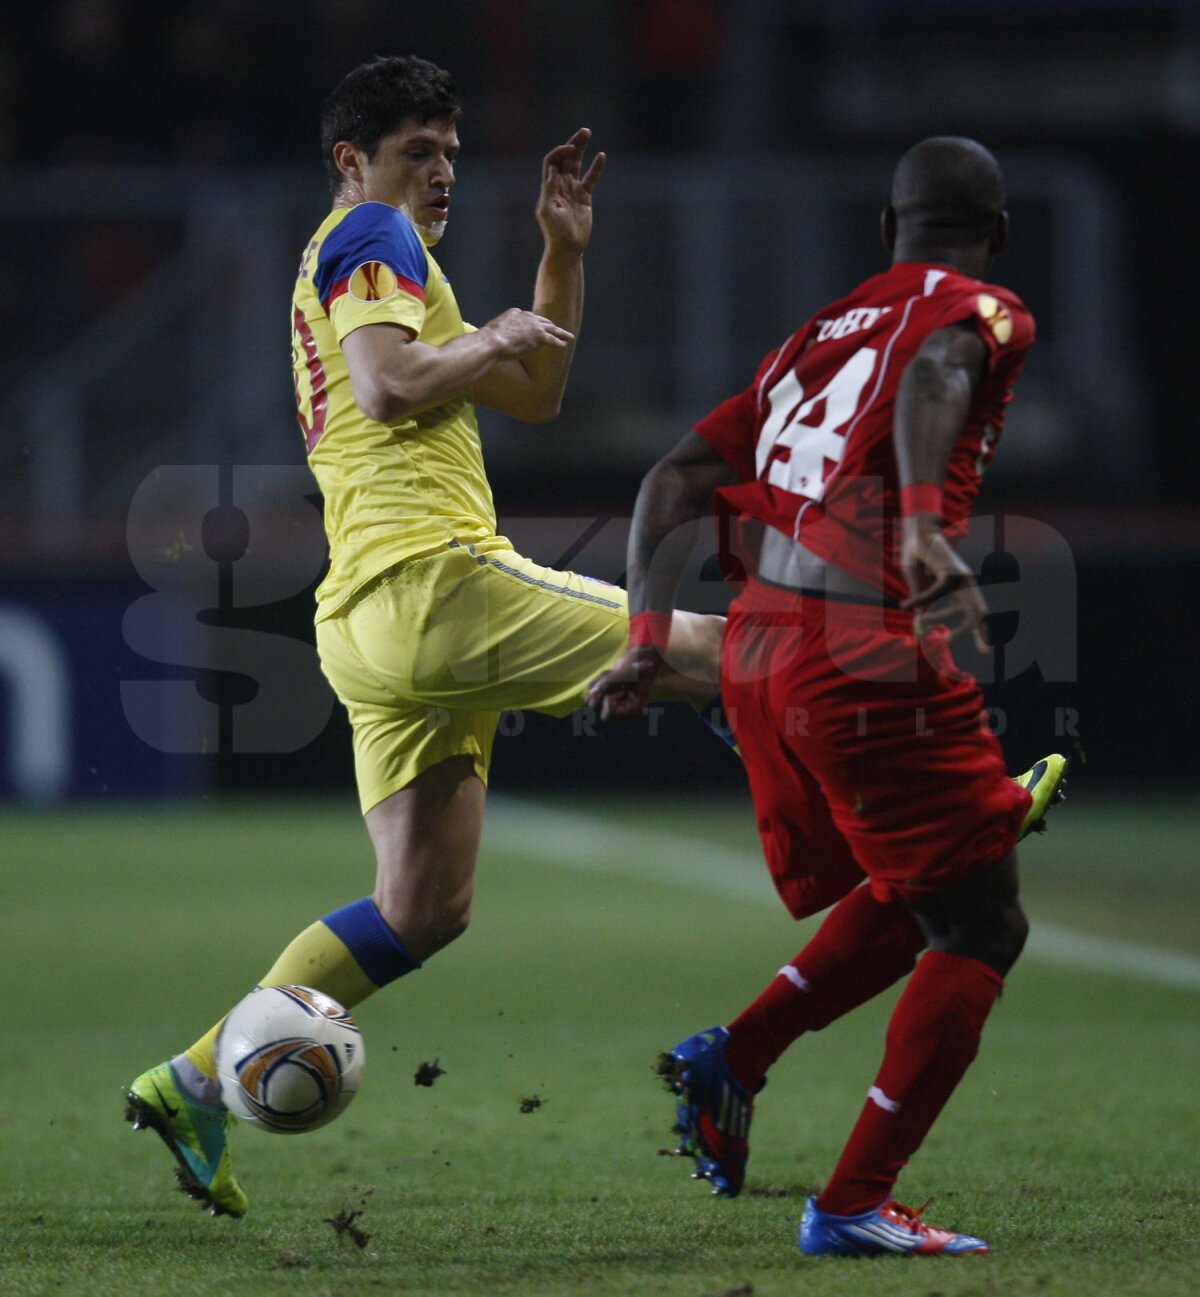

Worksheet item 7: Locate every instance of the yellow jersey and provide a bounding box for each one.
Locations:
[291,202,499,619]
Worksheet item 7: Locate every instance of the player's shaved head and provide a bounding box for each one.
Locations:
[892,136,1004,235]
[885,137,1007,269]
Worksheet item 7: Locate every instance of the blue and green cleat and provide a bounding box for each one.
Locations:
[1013,753,1069,842]
[124,1060,247,1218]
[799,1195,990,1257]
[656,1025,753,1197]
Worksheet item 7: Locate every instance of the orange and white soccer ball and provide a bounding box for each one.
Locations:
[215,985,364,1133]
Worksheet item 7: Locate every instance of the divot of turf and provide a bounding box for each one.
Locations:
[324,1185,374,1248]
[324,1206,370,1248]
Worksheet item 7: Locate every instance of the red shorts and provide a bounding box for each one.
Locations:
[722,579,1030,919]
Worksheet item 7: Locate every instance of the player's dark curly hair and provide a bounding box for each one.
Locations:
[321,56,463,195]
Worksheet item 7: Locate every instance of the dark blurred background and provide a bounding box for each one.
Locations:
[0,0,1196,804]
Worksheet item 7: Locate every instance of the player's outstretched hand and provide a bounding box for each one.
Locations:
[536,127,605,254]
[900,526,990,652]
[483,308,575,358]
[586,645,661,721]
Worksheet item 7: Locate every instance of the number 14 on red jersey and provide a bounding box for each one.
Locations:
[755,347,878,502]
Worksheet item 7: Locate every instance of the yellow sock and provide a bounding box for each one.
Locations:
[183,899,420,1081]
[184,1021,226,1082]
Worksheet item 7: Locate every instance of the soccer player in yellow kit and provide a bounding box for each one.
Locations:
[124,55,723,1217]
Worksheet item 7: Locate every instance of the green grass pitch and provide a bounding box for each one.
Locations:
[2,795,1197,1296]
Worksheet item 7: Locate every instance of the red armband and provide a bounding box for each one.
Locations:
[628,609,672,653]
[900,483,944,518]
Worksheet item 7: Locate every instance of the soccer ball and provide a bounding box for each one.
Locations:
[215,985,364,1134]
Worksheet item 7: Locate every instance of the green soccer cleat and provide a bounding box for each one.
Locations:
[1013,753,1068,842]
[124,1061,247,1218]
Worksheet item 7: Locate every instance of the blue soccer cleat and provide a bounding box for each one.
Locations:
[799,1195,990,1257]
[656,1025,753,1197]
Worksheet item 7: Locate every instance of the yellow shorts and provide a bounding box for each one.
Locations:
[315,539,628,812]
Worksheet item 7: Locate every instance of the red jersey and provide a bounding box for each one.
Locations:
[696,261,1034,601]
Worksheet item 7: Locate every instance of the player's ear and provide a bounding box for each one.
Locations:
[881,205,897,252]
[332,140,364,186]
[989,210,1009,257]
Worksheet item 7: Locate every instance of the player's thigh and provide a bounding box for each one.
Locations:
[347,690,499,817]
[785,621,1028,904]
[418,547,629,717]
[722,614,864,919]
[748,739,866,920]
[317,597,499,810]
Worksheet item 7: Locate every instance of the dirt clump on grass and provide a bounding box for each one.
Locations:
[324,1206,371,1248]
[324,1188,374,1249]
[414,1058,446,1087]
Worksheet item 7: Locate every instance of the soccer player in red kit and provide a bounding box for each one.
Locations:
[589,137,1067,1257]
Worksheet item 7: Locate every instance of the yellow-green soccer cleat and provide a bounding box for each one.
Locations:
[1013,753,1068,842]
[124,1061,247,1218]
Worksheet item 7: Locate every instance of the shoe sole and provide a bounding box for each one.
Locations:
[1019,756,1069,840]
[654,1050,741,1197]
[653,1052,698,1155]
[124,1089,242,1218]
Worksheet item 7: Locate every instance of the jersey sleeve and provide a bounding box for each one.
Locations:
[930,281,1035,376]
[693,345,791,483]
[969,286,1035,373]
[314,204,430,342]
[694,386,758,482]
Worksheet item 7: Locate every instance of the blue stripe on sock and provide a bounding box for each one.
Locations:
[323,897,421,987]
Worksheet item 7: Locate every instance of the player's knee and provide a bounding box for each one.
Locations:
[913,895,1028,975]
[373,892,472,960]
[997,902,1029,969]
[972,902,1028,975]
[428,902,471,951]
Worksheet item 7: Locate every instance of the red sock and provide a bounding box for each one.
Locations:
[816,950,1004,1217]
[723,885,924,1090]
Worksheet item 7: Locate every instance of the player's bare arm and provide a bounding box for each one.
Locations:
[342,310,573,424]
[472,128,605,423]
[894,322,991,648]
[588,431,738,720]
